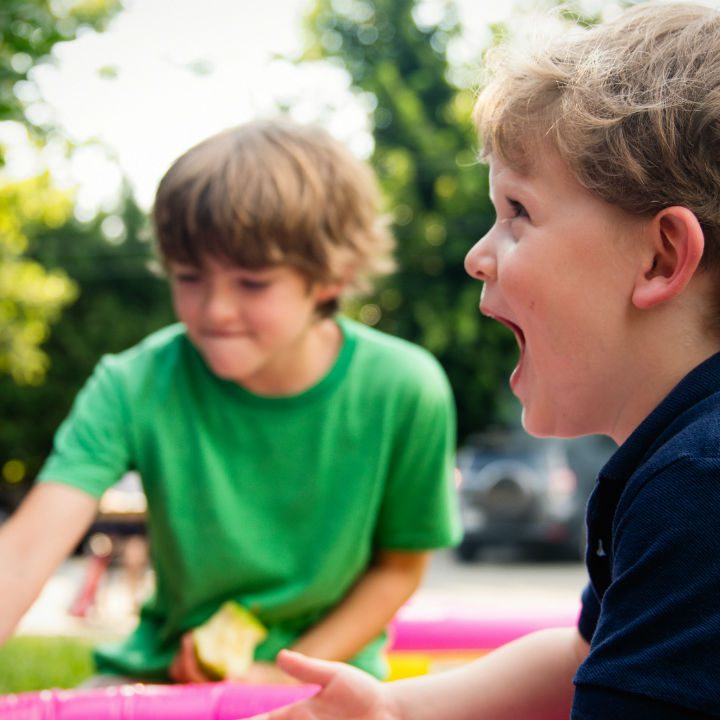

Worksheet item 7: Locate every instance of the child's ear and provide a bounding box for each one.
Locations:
[314,281,345,303]
[631,206,705,310]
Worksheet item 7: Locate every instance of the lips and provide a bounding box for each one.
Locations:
[199,329,247,338]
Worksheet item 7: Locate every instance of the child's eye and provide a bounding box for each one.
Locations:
[508,198,530,220]
[174,272,201,284]
[237,279,270,291]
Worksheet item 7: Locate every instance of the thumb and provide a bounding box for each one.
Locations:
[275,649,342,687]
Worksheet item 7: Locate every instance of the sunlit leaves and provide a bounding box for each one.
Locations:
[303,0,517,436]
[0,174,77,383]
[0,0,122,129]
[0,0,119,387]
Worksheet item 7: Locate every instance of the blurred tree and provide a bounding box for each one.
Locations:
[0,0,121,384]
[0,0,121,131]
[0,187,174,507]
[0,173,77,384]
[302,0,519,439]
[0,0,175,507]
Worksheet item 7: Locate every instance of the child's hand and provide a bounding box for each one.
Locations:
[168,632,214,684]
[240,661,301,685]
[250,649,401,719]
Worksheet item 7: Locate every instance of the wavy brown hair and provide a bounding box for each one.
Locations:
[474,3,720,276]
[153,118,394,316]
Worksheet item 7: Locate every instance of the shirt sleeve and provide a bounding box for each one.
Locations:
[37,355,133,498]
[573,455,720,717]
[577,583,600,643]
[373,357,462,550]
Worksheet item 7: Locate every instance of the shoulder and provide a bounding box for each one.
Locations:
[340,316,450,388]
[99,324,189,376]
[633,396,720,491]
[88,324,195,404]
[617,402,720,540]
[339,317,453,411]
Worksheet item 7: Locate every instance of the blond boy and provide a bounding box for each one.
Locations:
[0,119,460,685]
[251,4,720,718]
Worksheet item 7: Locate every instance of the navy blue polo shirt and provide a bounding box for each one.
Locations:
[573,353,720,719]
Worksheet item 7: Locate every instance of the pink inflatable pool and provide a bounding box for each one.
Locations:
[390,597,579,650]
[0,683,317,720]
[386,597,579,679]
[0,599,579,719]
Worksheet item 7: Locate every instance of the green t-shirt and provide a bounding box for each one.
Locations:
[39,316,460,680]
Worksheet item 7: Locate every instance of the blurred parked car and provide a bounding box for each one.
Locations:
[455,431,616,561]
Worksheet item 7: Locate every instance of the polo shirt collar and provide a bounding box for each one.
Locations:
[600,352,720,482]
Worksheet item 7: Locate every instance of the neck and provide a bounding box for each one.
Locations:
[241,317,343,396]
[609,300,718,444]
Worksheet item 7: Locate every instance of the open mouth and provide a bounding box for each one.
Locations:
[499,317,525,351]
[481,309,526,390]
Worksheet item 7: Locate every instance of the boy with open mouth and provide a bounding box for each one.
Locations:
[250,3,720,718]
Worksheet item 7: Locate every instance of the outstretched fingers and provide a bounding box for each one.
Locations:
[274,650,341,686]
[247,651,395,720]
[247,652,343,720]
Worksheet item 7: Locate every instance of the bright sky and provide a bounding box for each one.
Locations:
[0,0,620,216]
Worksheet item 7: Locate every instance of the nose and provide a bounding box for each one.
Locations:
[464,231,497,282]
[203,283,237,325]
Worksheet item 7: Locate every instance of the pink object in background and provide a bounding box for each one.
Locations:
[389,598,580,651]
[0,682,318,720]
[0,599,581,718]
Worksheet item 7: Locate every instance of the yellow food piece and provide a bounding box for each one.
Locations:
[193,601,268,679]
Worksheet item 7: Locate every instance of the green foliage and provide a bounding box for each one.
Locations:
[0,190,174,506]
[0,173,78,384]
[0,0,127,396]
[0,0,122,129]
[0,635,95,693]
[304,0,519,438]
[0,1,173,508]
[0,0,123,388]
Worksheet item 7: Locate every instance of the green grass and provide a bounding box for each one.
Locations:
[0,636,96,694]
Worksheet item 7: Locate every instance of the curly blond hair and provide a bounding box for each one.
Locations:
[153,118,394,315]
[474,2,720,271]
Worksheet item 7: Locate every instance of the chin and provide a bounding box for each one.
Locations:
[213,368,240,381]
[523,409,597,440]
[203,358,247,382]
[521,408,568,439]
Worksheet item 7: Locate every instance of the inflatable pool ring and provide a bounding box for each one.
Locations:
[0,682,317,720]
[0,599,579,718]
[386,597,579,678]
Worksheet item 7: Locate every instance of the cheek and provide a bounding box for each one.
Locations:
[263,289,310,320]
[500,254,539,309]
[170,288,198,323]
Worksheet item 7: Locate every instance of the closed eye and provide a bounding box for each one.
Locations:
[174,272,201,284]
[237,279,270,291]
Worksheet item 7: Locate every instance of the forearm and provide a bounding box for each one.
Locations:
[0,483,98,644]
[291,550,429,662]
[387,627,585,720]
[0,537,45,643]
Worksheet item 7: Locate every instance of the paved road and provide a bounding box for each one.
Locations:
[422,548,587,612]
